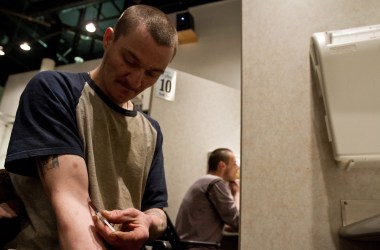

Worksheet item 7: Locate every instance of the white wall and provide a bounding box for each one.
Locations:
[168,0,241,90]
[0,60,100,117]
[150,70,240,220]
[0,70,38,116]
[241,0,380,249]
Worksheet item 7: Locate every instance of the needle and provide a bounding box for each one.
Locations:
[89,200,116,232]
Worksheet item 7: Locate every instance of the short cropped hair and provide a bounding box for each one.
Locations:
[208,148,233,172]
[114,4,178,57]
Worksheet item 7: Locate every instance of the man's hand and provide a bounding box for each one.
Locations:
[93,208,153,250]
[229,180,240,210]
[0,200,20,218]
[229,180,240,197]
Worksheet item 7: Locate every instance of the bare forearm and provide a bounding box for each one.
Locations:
[53,196,106,250]
[37,155,106,249]
[144,208,167,240]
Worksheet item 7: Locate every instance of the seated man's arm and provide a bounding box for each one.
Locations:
[229,180,240,210]
[36,154,106,250]
[211,181,239,230]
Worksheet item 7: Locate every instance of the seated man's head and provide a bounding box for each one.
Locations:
[208,148,239,182]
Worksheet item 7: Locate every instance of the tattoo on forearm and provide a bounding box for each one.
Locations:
[36,155,60,176]
[145,209,167,228]
[143,209,167,240]
[145,209,165,219]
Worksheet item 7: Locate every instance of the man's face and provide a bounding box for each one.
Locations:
[99,26,174,106]
[223,153,239,182]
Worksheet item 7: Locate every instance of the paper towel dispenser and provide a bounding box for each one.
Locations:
[310,24,380,166]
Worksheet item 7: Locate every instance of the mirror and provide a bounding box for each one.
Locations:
[149,0,241,241]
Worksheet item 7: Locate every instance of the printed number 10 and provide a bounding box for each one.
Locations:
[159,79,172,93]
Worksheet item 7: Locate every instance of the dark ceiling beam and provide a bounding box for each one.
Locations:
[95,14,122,23]
[0,13,49,50]
[62,24,103,41]
[0,8,51,27]
[3,52,34,72]
[123,1,133,11]
[32,31,64,44]
[89,3,104,54]
[25,0,109,16]
[69,8,86,61]
[110,0,122,13]
[142,0,223,13]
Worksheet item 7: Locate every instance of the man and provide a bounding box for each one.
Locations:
[4,4,177,250]
[175,148,240,248]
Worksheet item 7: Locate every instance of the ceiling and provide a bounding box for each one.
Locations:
[0,0,223,86]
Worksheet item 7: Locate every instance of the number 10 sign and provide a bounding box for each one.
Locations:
[154,68,177,101]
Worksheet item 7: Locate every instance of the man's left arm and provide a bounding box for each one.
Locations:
[143,207,167,239]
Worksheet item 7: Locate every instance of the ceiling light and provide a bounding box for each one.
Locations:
[85,23,96,33]
[74,56,84,63]
[20,42,31,51]
[0,46,4,56]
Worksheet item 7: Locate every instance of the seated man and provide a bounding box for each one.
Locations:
[175,148,240,248]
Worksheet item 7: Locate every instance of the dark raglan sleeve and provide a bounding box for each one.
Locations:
[5,71,85,177]
[141,115,168,211]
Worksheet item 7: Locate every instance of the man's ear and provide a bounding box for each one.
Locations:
[218,161,226,170]
[103,27,114,49]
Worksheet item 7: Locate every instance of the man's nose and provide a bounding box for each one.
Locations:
[126,70,144,89]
